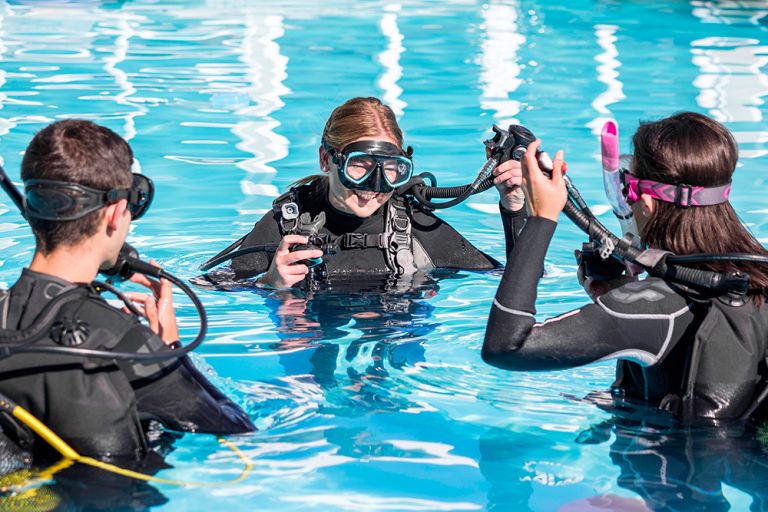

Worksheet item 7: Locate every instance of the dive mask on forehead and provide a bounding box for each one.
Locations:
[325,139,414,193]
[24,173,154,221]
[619,167,731,208]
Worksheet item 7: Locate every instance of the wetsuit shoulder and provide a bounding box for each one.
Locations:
[230,208,283,276]
[597,277,692,316]
[408,201,500,270]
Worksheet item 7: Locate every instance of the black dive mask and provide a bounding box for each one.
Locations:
[326,140,414,193]
[24,173,154,221]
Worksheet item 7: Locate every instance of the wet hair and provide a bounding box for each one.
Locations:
[292,97,404,190]
[632,111,768,299]
[21,120,133,254]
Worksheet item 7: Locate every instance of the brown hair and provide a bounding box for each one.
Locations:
[21,120,133,254]
[632,111,768,299]
[292,97,404,189]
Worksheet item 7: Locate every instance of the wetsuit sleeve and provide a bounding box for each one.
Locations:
[230,210,283,278]
[131,355,254,434]
[410,206,501,270]
[500,203,527,259]
[482,217,697,371]
[110,313,254,434]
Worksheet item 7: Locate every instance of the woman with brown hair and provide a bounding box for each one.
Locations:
[223,97,526,288]
[482,112,768,424]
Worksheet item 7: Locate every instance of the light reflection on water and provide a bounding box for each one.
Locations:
[0,0,766,510]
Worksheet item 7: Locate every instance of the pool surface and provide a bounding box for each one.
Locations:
[1,1,768,510]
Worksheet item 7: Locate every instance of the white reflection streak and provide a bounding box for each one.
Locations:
[377,4,406,118]
[372,440,479,467]
[0,8,14,142]
[479,1,523,126]
[103,14,146,142]
[589,24,624,134]
[234,14,290,203]
[691,37,768,123]
[282,494,481,511]
[690,2,768,158]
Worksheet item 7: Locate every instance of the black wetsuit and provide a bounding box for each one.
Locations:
[483,217,768,422]
[0,269,254,462]
[230,181,526,279]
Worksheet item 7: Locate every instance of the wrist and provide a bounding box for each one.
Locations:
[500,199,525,212]
[531,210,560,222]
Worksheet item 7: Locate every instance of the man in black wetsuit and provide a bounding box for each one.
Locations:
[0,120,254,464]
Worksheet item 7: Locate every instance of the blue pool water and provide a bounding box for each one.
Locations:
[1,0,768,510]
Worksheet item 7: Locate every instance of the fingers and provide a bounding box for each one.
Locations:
[129,272,158,292]
[551,150,565,185]
[122,292,160,334]
[522,139,543,183]
[276,235,309,255]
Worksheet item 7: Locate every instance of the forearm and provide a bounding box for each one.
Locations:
[483,216,555,363]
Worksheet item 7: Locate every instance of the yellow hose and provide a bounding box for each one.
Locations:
[7,404,253,488]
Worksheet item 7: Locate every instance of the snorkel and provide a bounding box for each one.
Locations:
[601,121,638,239]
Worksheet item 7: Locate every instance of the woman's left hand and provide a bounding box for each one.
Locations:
[493,159,525,211]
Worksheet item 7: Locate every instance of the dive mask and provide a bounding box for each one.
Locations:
[326,140,414,193]
[24,173,154,221]
[619,168,731,208]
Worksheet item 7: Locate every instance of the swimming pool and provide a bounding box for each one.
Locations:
[1,0,768,510]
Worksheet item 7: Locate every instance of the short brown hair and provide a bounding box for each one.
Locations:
[21,120,133,254]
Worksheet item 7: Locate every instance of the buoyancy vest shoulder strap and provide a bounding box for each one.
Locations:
[0,286,91,346]
[0,290,9,330]
[384,195,417,276]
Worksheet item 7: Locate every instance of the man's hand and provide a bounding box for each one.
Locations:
[123,260,179,345]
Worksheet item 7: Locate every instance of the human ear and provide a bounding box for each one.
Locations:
[639,193,654,217]
[319,146,330,172]
[105,199,129,231]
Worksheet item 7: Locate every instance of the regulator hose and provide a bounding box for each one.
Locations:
[562,196,750,295]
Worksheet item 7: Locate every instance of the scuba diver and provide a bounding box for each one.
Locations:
[200,96,527,288]
[0,120,255,467]
[482,112,768,424]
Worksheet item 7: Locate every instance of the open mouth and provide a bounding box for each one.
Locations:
[353,190,378,202]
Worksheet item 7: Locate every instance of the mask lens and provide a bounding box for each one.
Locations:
[381,157,413,186]
[344,154,377,181]
[128,174,154,219]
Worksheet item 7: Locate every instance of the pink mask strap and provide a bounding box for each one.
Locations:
[624,173,731,207]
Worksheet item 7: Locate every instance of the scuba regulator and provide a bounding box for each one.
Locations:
[396,124,547,210]
[554,122,767,299]
[399,122,766,298]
